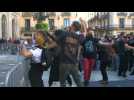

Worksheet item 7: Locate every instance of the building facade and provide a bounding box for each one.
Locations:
[88,12,134,37]
[46,12,77,30]
[46,12,91,30]
[0,12,20,39]
[20,12,37,39]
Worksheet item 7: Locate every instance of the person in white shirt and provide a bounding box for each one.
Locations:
[20,30,57,87]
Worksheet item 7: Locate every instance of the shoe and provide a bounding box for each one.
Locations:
[84,81,89,87]
[128,69,131,72]
[68,83,72,87]
[99,80,108,84]
[130,72,134,76]
[122,74,127,77]
[118,73,121,76]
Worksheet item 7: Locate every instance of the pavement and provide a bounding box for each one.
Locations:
[42,69,134,87]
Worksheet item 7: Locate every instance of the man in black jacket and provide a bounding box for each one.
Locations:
[59,32,83,87]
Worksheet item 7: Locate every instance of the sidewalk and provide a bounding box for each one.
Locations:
[42,69,134,87]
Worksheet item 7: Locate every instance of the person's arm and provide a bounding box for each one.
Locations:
[47,41,57,49]
[20,46,32,58]
[125,43,134,50]
[99,40,114,46]
[46,34,58,49]
[80,19,87,35]
[77,45,82,61]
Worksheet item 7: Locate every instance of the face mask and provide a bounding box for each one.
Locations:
[24,41,28,45]
[75,31,80,35]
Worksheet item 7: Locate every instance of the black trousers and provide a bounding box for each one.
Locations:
[128,54,134,71]
[100,60,108,81]
[118,54,128,75]
[29,63,44,87]
[49,58,72,86]
[59,63,83,87]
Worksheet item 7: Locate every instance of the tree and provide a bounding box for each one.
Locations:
[35,22,48,32]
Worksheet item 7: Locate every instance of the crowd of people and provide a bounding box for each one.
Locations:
[14,18,134,87]
[0,38,21,55]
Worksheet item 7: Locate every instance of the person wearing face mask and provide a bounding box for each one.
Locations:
[114,32,134,77]
[20,30,51,87]
[82,31,98,86]
[70,21,81,35]
[97,35,114,84]
[70,21,85,74]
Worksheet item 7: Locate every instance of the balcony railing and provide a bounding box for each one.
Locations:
[21,27,35,37]
[21,27,35,32]
[46,12,56,16]
[22,12,33,17]
[95,25,134,31]
[117,12,128,16]
[61,12,71,16]
[129,13,134,17]
[100,14,109,19]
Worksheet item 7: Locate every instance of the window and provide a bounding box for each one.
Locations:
[25,19,30,31]
[12,19,15,38]
[132,19,134,27]
[119,18,125,28]
[2,15,7,39]
[76,12,77,17]
[104,20,105,28]
[49,19,54,30]
[64,18,70,28]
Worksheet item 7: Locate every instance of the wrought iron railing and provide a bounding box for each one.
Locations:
[61,12,71,16]
[95,25,134,30]
[117,12,128,16]
[22,12,33,17]
[46,12,56,16]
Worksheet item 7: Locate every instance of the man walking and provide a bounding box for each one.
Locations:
[59,31,83,87]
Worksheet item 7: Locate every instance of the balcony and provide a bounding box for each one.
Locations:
[128,13,134,18]
[22,12,33,17]
[101,13,109,19]
[46,12,56,16]
[107,25,134,31]
[94,25,134,31]
[21,27,35,37]
[61,12,71,16]
[11,12,19,16]
[21,27,35,32]
[117,12,128,17]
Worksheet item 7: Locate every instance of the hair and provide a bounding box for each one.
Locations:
[53,29,68,44]
[35,30,47,47]
[72,21,81,31]
[86,31,93,38]
[36,30,46,38]
[120,32,125,36]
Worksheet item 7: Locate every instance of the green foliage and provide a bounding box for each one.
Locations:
[35,22,48,31]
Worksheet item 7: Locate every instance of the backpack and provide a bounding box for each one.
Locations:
[40,47,50,71]
[84,40,95,56]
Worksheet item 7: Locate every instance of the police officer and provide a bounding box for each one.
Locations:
[20,30,48,87]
